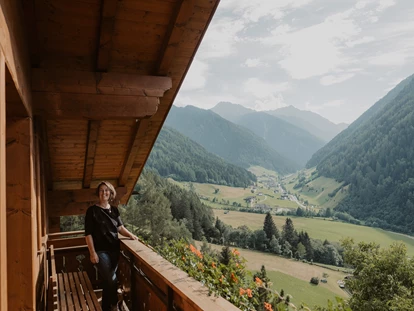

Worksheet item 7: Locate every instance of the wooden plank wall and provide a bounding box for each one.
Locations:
[0,49,8,311]
[6,117,37,310]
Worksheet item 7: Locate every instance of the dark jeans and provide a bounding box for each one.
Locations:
[96,251,119,311]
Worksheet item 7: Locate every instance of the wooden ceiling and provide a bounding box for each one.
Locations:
[21,0,220,214]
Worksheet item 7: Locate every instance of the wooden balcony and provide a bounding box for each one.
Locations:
[47,232,240,311]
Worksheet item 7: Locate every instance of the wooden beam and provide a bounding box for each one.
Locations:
[83,121,100,188]
[119,119,149,186]
[0,0,32,116]
[0,50,8,311]
[96,0,118,71]
[32,69,172,97]
[48,187,127,217]
[33,93,160,120]
[6,117,36,310]
[156,0,195,75]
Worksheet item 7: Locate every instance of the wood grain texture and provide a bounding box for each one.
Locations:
[0,50,7,311]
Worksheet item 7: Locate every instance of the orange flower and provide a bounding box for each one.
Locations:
[264,302,273,311]
[239,288,246,296]
[219,275,225,283]
[255,277,263,286]
[189,244,203,259]
[189,244,197,253]
[236,263,240,268]
[197,262,204,271]
[211,262,216,268]
[231,272,238,283]
[232,249,240,256]
[246,288,252,298]
[182,256,186,261]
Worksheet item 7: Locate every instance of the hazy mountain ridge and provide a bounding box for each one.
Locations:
[211,102,348,142]
[307,74,414,233]
[165,106,299,174]
[146,126,257,187]
[236,112,325,167]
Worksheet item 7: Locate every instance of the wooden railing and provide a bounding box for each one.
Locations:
[119,238,240,311]
[47,232,240,311]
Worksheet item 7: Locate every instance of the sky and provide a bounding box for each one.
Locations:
[174,0,414,124]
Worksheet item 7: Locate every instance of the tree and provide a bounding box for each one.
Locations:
[296,242,306,259]
[342,238,414,311]
[219,246,232,265]
[263,212,279,240]
[269,236,281,254]
[282,218,298,250]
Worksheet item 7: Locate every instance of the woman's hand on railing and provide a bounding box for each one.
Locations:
[90,252,99,264]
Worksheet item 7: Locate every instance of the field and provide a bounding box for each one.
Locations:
[282,168,346,209]
[213,210,414,257]
[203,243,348,308]
[176,181,299,210]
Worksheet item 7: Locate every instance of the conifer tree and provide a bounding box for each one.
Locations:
[263,212,279,239]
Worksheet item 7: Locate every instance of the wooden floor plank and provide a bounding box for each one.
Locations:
[58,274,67,311]
[73,272,89,311]
[68,272,82,311]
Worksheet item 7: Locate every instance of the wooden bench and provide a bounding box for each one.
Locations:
[48,245,102,311]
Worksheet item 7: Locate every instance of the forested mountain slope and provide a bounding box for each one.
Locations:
[308,74,414,168]
[236,112,325,167]
[165,106,299,174]
[146,126,257,187]
[210,101,254,123]
[308,74,414,233]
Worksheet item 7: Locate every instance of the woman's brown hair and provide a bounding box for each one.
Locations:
[95,181,117,202]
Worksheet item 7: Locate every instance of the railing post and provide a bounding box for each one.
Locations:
[167,286,174,311]
[130,250,138,311]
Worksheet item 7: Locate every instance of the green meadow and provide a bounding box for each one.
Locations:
[213,210,414,257]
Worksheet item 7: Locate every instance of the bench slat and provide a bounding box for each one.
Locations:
[73,272,89,311]
[68,272,82,311]
[58,274,67,311]
[81,271,102,311]
[63,273,74,309]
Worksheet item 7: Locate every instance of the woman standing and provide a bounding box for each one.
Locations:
[85,181,138,311]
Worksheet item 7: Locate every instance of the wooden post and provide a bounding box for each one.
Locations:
[6,117,37,310]
[0,50,8,311]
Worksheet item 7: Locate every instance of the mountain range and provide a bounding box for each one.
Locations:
[164,106,299,174]
[146,126,257,187]
[307,73,414,234]
[211,102,347,142]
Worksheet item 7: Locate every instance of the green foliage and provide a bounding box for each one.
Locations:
[146,126,256,187]
[263,212,279,240]
[165,105,299,174]
[307,74,414,234]
[310,277,319,285]
[157,239,324,311]
[342,238,414,311]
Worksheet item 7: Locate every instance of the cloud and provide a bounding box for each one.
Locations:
[320,73,355,86]
[346,36,375,47]
[376,0,397,12]
[219,0,314,23]
[241,58,269,68]
[197,17,245,59]
[369,51,408,67]
[181,59,209,91]
[174,93,241,110]
[243,78,289,110]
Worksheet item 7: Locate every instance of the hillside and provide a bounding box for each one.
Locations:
[307,74,414,234]
[266,106,348,142]
[236,112,325,167]
[165,106,299,174]
[307,74,414,168]
[145,127,256,187]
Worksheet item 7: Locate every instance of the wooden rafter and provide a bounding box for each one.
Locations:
[48,187,127,217]
[119,119,149,186]
[32,69,172,96]
[83,121,100,188]
[34,93,160,120]
[0,50,7,311]
[32,69,172,119]
[156,0,195,75]
[0,0,32,116]
[96,0,118,71]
